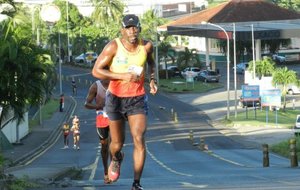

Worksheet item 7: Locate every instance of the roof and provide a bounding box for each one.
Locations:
[159,0,300,40]
[159,0,300,28]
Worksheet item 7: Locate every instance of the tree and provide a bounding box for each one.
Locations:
[51,0,85,58]
[248,57,275,78]
[176,47,201,69]
[268,0,300,11]
[261,39,291,56]
[91,0,124,34]
[272,67,297,110]
[158,41,175,79]
[0,3,56,129]
[140,9,168,42]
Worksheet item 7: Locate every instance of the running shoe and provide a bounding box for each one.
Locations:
[131,182,143,190]
[104,174,112,184]
[108,152,124,182]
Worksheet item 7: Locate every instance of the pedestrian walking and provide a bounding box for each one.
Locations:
[84,79,111,184]
[62,122,70,148]
[71,78,77,96]
[71,117,80,150]
[59,94,64,112]
[92,14,158,190]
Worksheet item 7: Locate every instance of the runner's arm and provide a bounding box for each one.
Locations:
[84,83,104,110]
[145,40,158,95]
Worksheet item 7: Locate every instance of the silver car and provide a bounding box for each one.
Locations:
[196,70,220,83]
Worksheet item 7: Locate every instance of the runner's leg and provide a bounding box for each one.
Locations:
[128,114,147,181]
[109,120,125,159]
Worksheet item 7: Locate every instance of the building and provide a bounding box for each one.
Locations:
[14,0,208,18]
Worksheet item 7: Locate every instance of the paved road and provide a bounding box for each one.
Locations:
[9,65,300,190]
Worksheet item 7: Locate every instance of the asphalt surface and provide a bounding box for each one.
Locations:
[3,88,296,180]
[1,73,298,190]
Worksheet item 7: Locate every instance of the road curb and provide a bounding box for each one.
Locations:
[5,96,76,171]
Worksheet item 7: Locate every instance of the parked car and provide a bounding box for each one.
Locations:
[272,54,286,63]
[181,67,201,79]
[287,84,300,95]
[232,62,249,74]
[167,66,182,78]
[74,52,98,66]
[238,96,260,108]
[294,115,300,136]
[196,70,220,82]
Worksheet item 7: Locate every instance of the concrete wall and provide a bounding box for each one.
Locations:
[2,112,29,143]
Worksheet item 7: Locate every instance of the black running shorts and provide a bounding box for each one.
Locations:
[96,127,109,140]
[105,91,148,121]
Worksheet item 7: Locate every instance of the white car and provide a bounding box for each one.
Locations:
[181,67,201,79]
[75,52,98,66]
[294,115,300,136]
[287,84,300,95]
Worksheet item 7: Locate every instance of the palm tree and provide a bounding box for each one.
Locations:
[140,9,168,42]
[91,0,124,33]
[177,47,201,69]
[158,41,175,79]
[272,67,297,110]
[248,57,275,78]
[0,3,56,135]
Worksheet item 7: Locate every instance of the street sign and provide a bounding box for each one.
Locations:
[242,85,260,101]
[261,89,281,107]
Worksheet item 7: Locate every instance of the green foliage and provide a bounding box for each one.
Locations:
[269,0,300,11]
[140,9,169,42]
[0,3,56,126]
[272,67,297,93]
[176,47,201,69]
[91,0,124,26]
[248,57,275,77]
[8,176,40,190]
[261,39,291,54]
[272,67,297,109]
[29,98,58,129]
[270,136,300,159]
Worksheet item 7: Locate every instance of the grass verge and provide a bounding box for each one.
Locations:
[227,107,300,159]
[159,78,223,93]
[270,136,300,160]
[29,98,59,129]
[228,107,298,128]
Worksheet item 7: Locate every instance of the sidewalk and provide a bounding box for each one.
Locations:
[3,96,75,174]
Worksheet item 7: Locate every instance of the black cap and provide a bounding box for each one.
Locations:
[122,14,140,28]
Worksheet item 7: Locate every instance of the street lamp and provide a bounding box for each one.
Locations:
[233,23,237,118]
[66,0,71,62]
[40,4,62,95]
[201,21,230,119]
[251,24,256,78]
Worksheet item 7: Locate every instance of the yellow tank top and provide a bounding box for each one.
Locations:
[109,38,147,97]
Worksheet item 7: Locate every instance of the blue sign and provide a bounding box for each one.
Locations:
[242,85,260,101]
[261,89,281,107]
